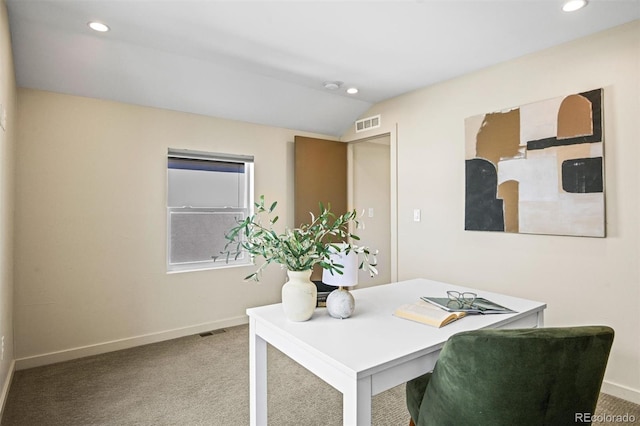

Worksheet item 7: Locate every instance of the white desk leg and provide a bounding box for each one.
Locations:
[343,375,372,426]
[249,318,267,426]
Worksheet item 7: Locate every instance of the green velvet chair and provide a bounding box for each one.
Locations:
[406,326,614,426]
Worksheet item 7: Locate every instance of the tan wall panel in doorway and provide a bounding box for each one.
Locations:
[294,136,348,223]
[294,136,348,280]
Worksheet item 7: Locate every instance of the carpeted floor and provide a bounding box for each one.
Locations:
[1,324,638,425]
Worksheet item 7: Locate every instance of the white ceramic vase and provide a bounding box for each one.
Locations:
[326,287,355,319]
[281,270,317,321]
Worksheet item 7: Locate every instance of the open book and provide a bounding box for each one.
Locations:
[420,296,515,315]
[394,300,466,328]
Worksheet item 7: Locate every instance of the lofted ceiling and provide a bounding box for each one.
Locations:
[6,0,640,137]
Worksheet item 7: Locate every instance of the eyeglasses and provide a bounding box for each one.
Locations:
[447,291,477,308]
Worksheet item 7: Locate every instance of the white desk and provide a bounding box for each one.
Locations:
[247,278,546,426]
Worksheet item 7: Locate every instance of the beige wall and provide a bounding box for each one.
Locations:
[14,89,336,367]
[343,20,640,402]
[0,0,16,411]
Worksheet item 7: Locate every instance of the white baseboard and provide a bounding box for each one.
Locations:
[0,360,16,419]
[601,380,640,405]
[15,315,248,370]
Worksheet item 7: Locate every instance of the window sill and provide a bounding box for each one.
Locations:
[166,262,252,275]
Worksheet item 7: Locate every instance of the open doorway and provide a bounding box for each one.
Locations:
[294,132,396,286]
[348,133,392,287]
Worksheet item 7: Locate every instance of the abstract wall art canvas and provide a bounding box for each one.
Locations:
[465,89,605,237]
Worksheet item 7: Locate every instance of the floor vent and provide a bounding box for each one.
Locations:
[355,114,381,133]
[199,329,226,337]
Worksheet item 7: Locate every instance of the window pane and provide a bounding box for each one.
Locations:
[169,209,246,265]
[167,167,245,208]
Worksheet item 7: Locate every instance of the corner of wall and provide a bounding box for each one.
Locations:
[0,360,15,417]
[0,0,17,415]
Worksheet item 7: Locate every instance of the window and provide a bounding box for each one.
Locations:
[167,148,254,272]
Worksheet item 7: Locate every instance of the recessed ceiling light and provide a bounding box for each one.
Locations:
[323,81,343,91]
[562,0,588,12]
[346,87,359,95]
[88,21,110,32]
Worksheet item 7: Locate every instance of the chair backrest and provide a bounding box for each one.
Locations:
[418,326,614,426]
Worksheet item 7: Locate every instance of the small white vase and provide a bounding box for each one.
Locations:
[281,270,317,321]
[326,287,355,319]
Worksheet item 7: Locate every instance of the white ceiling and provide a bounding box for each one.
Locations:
[6,0,640,136]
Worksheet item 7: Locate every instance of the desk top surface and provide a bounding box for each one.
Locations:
[247,278,546,377]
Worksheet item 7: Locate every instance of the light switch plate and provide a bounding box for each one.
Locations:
[413,209,421,222]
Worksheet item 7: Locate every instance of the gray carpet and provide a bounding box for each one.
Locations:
[1,324,638,425]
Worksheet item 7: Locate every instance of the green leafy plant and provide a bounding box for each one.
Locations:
[220,195,378,281]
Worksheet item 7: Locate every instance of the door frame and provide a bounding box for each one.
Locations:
[346,126,398,283]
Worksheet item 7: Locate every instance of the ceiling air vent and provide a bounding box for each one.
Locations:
[355,114,381,133]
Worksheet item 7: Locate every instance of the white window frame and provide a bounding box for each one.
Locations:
[167,148,254,273]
